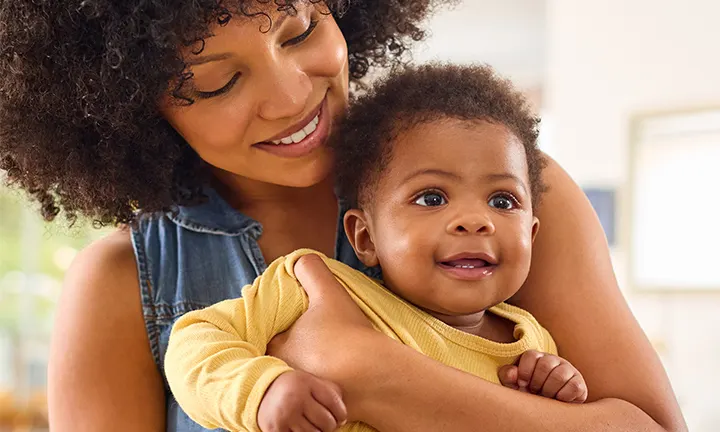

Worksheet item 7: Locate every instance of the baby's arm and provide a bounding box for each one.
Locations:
[498,350,588,403]
[165,255,347,431]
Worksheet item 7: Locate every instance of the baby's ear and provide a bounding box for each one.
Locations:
[343,209,379,268]
[531,216,540,243]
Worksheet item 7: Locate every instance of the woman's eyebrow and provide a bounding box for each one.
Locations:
[186,13,293,66]
[186,52,232,66]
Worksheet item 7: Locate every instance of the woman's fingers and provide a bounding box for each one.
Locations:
[293,254,370,326]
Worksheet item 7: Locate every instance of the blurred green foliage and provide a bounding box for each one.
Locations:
[0,187,110,334]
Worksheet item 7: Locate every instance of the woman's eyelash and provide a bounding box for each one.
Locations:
[196,73,241,99]
[194,19,318,99]
[282,19,318,47]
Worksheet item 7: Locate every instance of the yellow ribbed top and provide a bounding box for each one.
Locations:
[165,249,556,432]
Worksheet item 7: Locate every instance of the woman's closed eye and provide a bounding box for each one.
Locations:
[196,72,241,99]
[194,19,319,99]
[282,19,318,47]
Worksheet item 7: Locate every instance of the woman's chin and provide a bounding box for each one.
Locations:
[283,166,334,189]
[266,158,334,189]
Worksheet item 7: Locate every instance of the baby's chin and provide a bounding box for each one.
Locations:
[418,303,491,319]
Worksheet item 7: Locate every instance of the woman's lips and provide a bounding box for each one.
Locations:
[253,96,330,158]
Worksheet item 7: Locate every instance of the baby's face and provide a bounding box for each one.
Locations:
[363,119,538,318]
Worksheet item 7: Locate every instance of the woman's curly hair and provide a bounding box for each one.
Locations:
[0,0,450,225]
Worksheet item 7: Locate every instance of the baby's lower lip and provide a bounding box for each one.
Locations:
[437,262,497,280]
[442,258,490,268]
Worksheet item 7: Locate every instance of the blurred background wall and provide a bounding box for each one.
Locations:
[1,1,719,430]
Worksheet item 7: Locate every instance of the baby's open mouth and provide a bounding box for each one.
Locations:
[439,258,491,269]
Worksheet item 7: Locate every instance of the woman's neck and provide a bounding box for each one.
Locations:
[212,170,339,261]
[212,169,337,211]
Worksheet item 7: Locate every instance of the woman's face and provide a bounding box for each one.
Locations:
[160,2,349,189]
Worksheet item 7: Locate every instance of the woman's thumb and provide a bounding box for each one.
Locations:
[294,254,357,308]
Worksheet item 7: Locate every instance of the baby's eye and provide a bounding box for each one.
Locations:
[414,192,447,207]
[488,194,516,210]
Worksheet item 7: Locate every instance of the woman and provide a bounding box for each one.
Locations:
[0,1,685,431]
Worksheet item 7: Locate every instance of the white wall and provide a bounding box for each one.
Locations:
[544,1,720,430]
[413,0,545,89]
[545,0,720,184]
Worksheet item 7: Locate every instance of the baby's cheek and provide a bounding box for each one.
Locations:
[517,236,535,275]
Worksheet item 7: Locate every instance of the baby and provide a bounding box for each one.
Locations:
[165,64,588,432]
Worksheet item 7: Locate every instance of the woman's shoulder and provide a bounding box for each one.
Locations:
[59,228,141,325]
[68,228,138,293]
[48,228,167,430]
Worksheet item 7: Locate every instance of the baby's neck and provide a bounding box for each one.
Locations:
[426,309,488,335]
[426,308,516,342]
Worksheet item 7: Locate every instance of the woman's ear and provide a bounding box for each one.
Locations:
[343,209,379,267]
[531,216,540,243]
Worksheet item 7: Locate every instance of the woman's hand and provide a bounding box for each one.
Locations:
[267,254,377,419]
[271,156,687,432]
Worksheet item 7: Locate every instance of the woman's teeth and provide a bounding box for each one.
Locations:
[272,114,320,145]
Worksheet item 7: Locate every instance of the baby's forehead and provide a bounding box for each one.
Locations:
[387,118,527,166]
[362,118,528,191]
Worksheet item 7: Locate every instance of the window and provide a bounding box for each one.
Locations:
[629,109,720,291]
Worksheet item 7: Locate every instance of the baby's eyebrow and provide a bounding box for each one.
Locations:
[402,168,461,184]
[483,173,529,194]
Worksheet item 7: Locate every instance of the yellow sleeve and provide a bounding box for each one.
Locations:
[541,326,558,355]
[164,255,310,432]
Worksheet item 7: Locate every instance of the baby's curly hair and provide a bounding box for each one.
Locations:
[0,0,450,225]
[333,63,546,211]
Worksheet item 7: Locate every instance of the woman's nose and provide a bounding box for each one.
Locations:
[258,62,312,121]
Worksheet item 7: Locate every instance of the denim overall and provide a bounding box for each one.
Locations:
[131,187,377,431]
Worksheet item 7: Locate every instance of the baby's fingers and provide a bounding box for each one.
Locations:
[309,378,347,429]
[555,374,588,403]
[291,416,322,432]
[539,362,575,399]
[516,350,544,391]
[529,354,563,394]
[498,364,519,390]
[304,399,340,432]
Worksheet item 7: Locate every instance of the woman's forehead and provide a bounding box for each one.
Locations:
[182,1,317,57]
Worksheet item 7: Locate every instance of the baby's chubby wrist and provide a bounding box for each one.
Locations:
[258,370,348,431]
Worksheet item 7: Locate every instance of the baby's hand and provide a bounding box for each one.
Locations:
[258,370,348,432]
[498,350,587,403]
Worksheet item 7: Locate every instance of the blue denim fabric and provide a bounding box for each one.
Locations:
[131,187,377,431]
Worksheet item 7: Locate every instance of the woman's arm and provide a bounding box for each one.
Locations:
[349,334,673,432]
[48,230,166,432]
[507,156,685,429]
[269,156,686,432]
